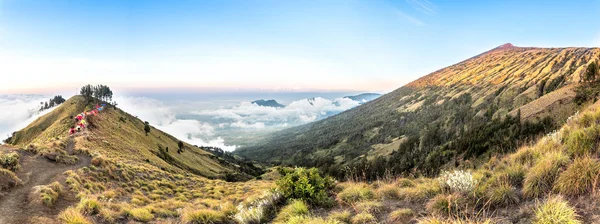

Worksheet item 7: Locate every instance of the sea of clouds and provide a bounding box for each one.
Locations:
[0,95,58,141]
[0,94,363,152]
[116,95,361,151]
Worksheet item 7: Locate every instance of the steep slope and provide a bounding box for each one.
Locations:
[236,45,600,178]
[7,95,260,179]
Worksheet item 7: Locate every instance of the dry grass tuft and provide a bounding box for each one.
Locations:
[554,156,600,196]
[58,206,92,224]
[533,195,580,224]
[523,151,569,198]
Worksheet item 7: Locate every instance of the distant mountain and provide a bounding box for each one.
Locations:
[344,93,381,103]
[252,99,285,108]
[236,44,600,179]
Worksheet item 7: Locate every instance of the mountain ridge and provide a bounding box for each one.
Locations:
[235,45,600,178]
[6,95,262,180]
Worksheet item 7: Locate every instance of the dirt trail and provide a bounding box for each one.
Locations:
[0,143,91,224]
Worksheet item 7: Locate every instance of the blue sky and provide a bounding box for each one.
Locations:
[0,0,598,94]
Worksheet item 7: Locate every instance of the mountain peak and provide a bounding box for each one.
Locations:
[492,43,517,51]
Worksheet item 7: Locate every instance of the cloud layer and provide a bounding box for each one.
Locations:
[0,95,57,140]
[193,97,360,129]
[115,96,237,151]
[0,94,363,152]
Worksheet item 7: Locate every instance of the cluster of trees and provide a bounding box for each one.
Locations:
[39,95,66,111]
[80,84,113,102]
[177,141,185,153]
[583,61,599,82]
[144,121,151,136]
[575,61,600,105]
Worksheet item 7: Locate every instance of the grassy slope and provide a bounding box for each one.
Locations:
[280,101,600,224]
[9,95,234,179]
[236,46,600,169]
[4,95,276,223]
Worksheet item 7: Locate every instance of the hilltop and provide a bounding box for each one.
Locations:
[6,95,261,180]
[235,45,600,179]
[0,95,273,223]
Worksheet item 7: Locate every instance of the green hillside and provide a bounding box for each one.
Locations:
[235,45,600,179]
[7,95,261,180]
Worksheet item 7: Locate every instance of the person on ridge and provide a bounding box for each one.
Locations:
[68,126,76,135]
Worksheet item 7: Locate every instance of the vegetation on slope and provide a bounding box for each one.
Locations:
[7,95,261,180]
[236,46,600,180]
[264,101,600,223]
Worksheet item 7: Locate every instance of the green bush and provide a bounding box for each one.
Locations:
[276,167,335,206]
[0,152,20,171]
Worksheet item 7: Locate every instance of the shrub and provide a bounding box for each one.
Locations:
[438,170,477,193]
[486,182,519,207]
[328,210,352,223]
[351,212,377,224]
[181,208,227,224]
[426,193,465,216]
[336,183,374,205]
[554,156,600,196]
[565,126,600,156]
[274,200,310,223]
[388,208,414,223]
[534,196,580,224]
[277,167,335,206]
[128,208,154,222]
[58,206,92,224]
[523,151,569,198]
[0,152,20,171]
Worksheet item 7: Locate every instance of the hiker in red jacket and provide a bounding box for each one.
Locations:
[68,126,76,135]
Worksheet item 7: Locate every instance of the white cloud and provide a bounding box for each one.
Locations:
[0,95,57,140]
[115,96,237,151]
[406,0,437,15]
[192,97,360,129]
[396,10,426,26]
